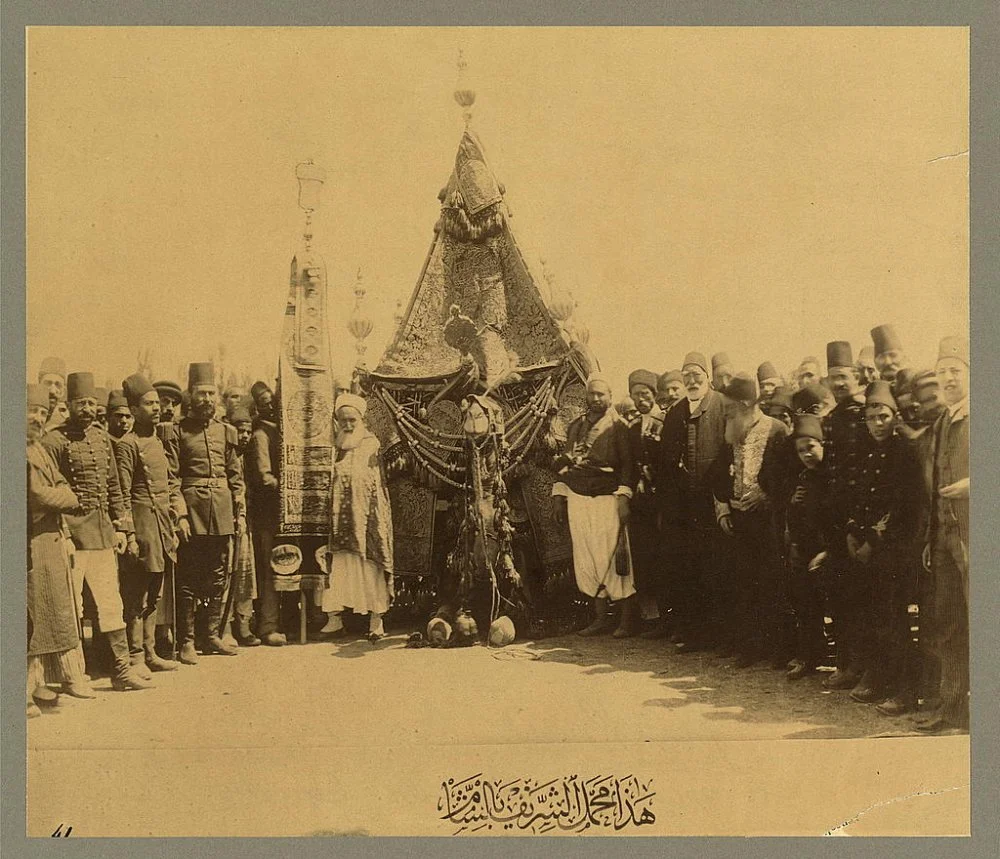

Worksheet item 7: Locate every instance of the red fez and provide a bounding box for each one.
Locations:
[66,372,96,402]
[937,335,969,366]
[792,383,830,412]
[826,341,853,369]
[723,372,757,403]
[792,413,824,441]
[865,380,898,412]
[123,373,154,407]
[711,352,732,372]
[27,383,50,409]
[38,356,66,380]
[757,362,779,383]
[107,389,129,412]
[871,324,903,356]
[682,352,709,374]
[628,369,658,394]
[153,379,183,401]
[657,369,682,391]
[187,362,215,390]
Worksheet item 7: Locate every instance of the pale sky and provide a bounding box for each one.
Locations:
[27,27,968,394]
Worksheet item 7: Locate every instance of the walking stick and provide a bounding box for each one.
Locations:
[217,534,237,638]
[169,559,178,661]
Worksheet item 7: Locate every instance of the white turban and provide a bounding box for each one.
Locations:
[335,392,367,418]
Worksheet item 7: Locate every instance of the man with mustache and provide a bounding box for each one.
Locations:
[38,356,68,433]
[915,336,970,733]
[318,393,395,643]
[656,370,685,413]
[871,323,910,385]
[655,352,728,652]
[756,362,784,402]
[795,356,823,390]
[174,362,247,663]
[114,373,184,677]
[27,383,92,713]
[40,372,147,691]
[553,375,636,637]
[154,380,184,426]
[106,389,134,440]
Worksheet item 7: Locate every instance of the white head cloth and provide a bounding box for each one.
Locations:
[335,392,367,418]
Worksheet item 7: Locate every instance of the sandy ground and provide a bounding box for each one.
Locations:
[25,631,969,837]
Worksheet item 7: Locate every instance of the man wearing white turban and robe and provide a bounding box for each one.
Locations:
[552,375,637,637]
[318,393,395,642]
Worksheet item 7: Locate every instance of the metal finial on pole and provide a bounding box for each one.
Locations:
[454,48,476,129]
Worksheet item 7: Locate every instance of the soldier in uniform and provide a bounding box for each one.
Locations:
[846,381,923,714]
[820,341,871,691]
[40,372,149,691]
[115,373,184,676]
[871,323,910,385]
[916,337,970,733]
[106,389,134,440]
[152,378,184,655]
[624,370,666,639]
[174,362,246,663]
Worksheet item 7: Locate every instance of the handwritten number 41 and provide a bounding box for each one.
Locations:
[51,823,72,837]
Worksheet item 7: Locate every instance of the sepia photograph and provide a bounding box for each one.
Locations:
[18,23,974,839]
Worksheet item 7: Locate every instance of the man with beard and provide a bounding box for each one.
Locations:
[713,373,791,668]
[820,341,871,691]
[552,375,636,637]
[40,372,148,691]
[656,370,685,413]
[115,374,183,676]
[223,403,260,648]
[222,385,247,417]
[174,362,246,663]
[847,381,923,715]
[246,381,287,646]
[871,323,909,384]
[757,362,784,402]
[154,380,184,425]
[711,353,734,393]
[94,388,109,430]
[318,394,395,643]
[27,384,92,713]
[655,352,728,652]
[38,356,68,433]
[625,370,666,639]
[107,390,135,440]
[915,336,970,733]
[794,357,824,390]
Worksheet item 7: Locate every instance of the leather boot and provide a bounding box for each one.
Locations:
[612,596,637,639]
[194,601,210,653]
[850,669,881,704]
[143,614,178,672]
[203,597,238,656]
[126,618,153,680]
[577,596,613,637]
[108,628,154,691]
[176,595,199,665]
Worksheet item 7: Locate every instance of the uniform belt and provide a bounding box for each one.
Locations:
[181,477,228,488]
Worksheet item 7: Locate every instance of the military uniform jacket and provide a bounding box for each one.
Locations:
[847,434,923,551]
[823,397,870,529]
[114,426,185,572]
[176,416,245,536]
[40,421,133,549]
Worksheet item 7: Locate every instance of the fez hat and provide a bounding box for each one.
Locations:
[657,369,682,391]
[857,345,876,367]
[770,387,795,412]
[107,389,129,412]
[723,372,757,404]
[791,383,830,412]
[488,616,516,647]
[227,404,253,425]
[682,352,709,374]
[757,362,780,384]
[865,380,898,411]
[335,392,368,418]
[187,362,216,391]
[792,413,824,442]
[94,387,109,408]
[871,324,903,356]
[123,373,155,407]
[27,383,50,409]
[937,335,969,367]
[66,372,96,402]
[250,381,272,401]
[38,356,66,380]
[826,341,853,369]
[153,379,183,401]
[711,352,732,372]
[628,369,658,394]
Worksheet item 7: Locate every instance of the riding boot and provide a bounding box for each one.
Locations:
[203,597,238,656]
[127,617,153,680]
[176,594,199,665]
[613,596,638,639]
[577,596,613,637]
[108,628,154,691]
[143,614,177,671]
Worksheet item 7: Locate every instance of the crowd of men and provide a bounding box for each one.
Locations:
[26,319,969,736]
[555,323,969,735]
